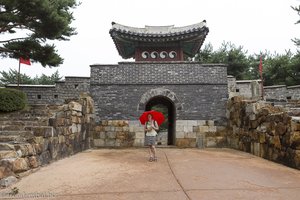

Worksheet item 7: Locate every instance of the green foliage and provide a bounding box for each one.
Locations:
[0,69,62,85]
[194,42,300,86]
[0,88,27,112]
[195,42,249,79]
[151,105,168,131]
[0,0,79,67]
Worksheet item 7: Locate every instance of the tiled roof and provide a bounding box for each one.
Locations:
[110,20,207,36]
[109,21,209,59]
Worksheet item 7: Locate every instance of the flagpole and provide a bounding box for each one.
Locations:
[17,59,21,89]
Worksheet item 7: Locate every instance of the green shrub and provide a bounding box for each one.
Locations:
[0,88,27,112]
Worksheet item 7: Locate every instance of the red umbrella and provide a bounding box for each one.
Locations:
[139,110,165,126]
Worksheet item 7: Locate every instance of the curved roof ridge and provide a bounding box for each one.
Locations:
[111,21,207,34]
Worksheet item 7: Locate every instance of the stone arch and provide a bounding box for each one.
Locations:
[137,88,182,111]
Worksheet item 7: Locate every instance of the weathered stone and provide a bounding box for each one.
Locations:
[273,135,281,149]
[14,143,36,157]
[94,125,104,132]
[250,120,258,129]
[26,126,55,137]
[295,150,300,169]
[133,138,144,147]
[49,137,59,159]
[28,156,40,168]
[185,132,196,139]
[56,117,65,126]
[208,126,217,133]
[68,101,82,112]
[0,176,18,187]
[290,131,300,150]
[199,126,209,133]
[116,132,125,140]
[39,151,51,165]
[105,139,116,147]
[0,151,17,159]
[0,143,15,151]
[13,158,29,173]
[93,139,105,147]
[0,159,14,179]
[291,122,300,131]
[176,138,196,148]
[275,122,287,136]
[106,131,117,139]
[259,133,266,143]
[58,135,65,143]
[71,116,79,123]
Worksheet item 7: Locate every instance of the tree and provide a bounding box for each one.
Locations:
[0,69,62,85]
[195,42,250,79]
[262,51,300,86]
[0,69,33,85]
[0,0,79,67]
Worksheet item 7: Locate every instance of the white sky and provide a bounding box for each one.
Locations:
[1,0,300,79]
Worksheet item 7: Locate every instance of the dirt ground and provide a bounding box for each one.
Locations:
[1,148,300,200]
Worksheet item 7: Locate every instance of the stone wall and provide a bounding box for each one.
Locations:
[90,62,228,123]
[176,120,227,148]
[0,96,94,186]
[287,85,300,100]
[226,96,300,169]
[91,119,226,148]
[6,76,90,105]
[264,85,287,101]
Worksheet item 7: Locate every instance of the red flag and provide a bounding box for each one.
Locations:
[259,56,262,76]
[19,57,31,65]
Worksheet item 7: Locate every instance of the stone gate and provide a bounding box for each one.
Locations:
[90,21,228,147]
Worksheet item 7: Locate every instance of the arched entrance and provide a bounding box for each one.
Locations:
[145,96,176,145]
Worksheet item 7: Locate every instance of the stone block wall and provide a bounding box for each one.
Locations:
[91,120,144,148]
[0,96,94,186]
[90,62,228,123]
[264,85,288,101]
[91,119,227,148]
[175,120,227,148]
[226,96,300,169]
[287,85,300,100]
[6,76,90,105]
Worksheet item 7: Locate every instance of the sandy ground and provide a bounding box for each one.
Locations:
[0,148,300,200]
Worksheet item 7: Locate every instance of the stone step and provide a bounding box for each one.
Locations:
[0,150,18,159]
[0,120,48,126]
[0,130,33,136]
[0,142,15,151]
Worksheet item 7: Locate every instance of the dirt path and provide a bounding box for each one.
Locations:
[1,148,300,200]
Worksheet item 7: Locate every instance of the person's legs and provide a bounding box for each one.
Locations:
[151,145,157,161]
[148,145,154,161]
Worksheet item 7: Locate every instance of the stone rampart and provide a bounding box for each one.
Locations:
[0,96,94,186]
[226,96,300,169]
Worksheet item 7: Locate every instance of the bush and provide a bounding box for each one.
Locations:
[0,88,27,112]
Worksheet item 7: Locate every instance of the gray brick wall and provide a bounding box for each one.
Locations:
[90,62,228,124]
[6,77,90,105]
[90,62,227,85]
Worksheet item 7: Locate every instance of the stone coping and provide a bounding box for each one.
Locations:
[264,85,287,89]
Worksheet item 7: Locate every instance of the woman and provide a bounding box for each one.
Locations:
[145,113,159,162]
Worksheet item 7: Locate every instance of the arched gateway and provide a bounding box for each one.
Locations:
[138,88,182,145]
[90,21,228,148]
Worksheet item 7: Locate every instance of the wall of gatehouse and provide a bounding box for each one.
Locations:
[90,62,228,123]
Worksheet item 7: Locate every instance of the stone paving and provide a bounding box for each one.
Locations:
[1,148,300,200]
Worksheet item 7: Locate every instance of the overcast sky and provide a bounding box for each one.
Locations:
[1,0,300,79]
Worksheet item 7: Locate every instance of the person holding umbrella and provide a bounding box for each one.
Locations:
[139,110,164,162]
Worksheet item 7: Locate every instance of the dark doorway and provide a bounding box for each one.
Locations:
[145,96,175,145]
